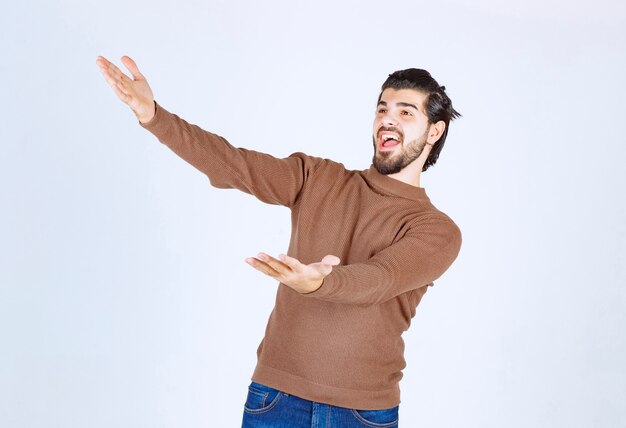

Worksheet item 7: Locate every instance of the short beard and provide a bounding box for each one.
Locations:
[372,130,428,175]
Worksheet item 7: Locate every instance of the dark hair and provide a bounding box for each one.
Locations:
[378,68,461,171]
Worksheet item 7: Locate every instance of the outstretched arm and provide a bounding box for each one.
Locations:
[248,217,462,305]
[96,55,323,207]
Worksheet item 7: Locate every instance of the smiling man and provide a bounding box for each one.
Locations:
[96,57,462,427]
[374,89,440,178]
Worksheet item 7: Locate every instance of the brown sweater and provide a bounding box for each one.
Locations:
[139,101,462,410]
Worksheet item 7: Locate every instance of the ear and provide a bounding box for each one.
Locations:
[427,120,446,145]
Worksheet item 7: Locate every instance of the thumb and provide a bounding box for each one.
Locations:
[316,255,340,276]
[121,55,145,80]
[321,255,340,266]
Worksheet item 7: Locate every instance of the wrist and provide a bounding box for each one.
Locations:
[301,279,324,295]
[138,100,156,124]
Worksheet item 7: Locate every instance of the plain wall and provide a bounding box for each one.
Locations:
[1,0,625,426]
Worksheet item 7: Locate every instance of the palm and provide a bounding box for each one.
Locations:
[245,253,341,294]
[96,55,155,122]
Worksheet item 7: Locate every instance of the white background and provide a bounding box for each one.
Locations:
[1,1,625,427]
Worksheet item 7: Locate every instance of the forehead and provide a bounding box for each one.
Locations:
[379,88,428,110]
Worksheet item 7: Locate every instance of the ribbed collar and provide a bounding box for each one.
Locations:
[362,165,430,202]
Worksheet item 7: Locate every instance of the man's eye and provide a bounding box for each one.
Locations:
[378,108,386,114]
[401,110,412,116]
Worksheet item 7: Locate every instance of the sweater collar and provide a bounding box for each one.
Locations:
[363,165,430,202]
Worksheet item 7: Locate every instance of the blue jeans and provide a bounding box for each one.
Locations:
[241,381,400,427]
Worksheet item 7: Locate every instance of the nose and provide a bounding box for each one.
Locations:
[381,111,398,126]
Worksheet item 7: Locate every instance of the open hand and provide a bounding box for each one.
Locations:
[245,252,340,294]
[96,55,155,123]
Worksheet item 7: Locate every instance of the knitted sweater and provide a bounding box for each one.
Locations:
[139,101,462,410]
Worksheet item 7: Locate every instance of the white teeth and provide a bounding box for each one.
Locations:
[382,134,399,141]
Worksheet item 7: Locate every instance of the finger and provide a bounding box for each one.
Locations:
[102,68,130,99]
[257,252,291,274]
[115,74,134,96]
[245,257,280,278]
[96,55,112,68]
[112,67,132,84]
[101,58,131,84]
[97,61,128,90]
[97,61,121,87]
[116,81,130,95]
[278,253,304,273]
[121,55,145,80]
[112,83,130,103]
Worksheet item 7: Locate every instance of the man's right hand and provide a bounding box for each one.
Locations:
[96,55,155,124]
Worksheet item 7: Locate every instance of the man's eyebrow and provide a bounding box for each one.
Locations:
[397,102,419,111]
[376,100,421,112]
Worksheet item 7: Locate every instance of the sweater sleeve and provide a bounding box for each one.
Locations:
[139,101,323,208]
[302,216,462,306]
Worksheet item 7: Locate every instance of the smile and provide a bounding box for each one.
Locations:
[378,132,401,150]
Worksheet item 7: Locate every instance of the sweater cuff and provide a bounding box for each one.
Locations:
[138,100,173,137]
[300,270,341,299]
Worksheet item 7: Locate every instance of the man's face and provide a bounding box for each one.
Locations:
[372,88,431,175]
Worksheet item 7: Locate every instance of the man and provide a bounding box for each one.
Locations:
[96,55,462,427]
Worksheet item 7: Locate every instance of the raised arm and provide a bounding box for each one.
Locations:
[138,101,323,206]
[96,55,323,207]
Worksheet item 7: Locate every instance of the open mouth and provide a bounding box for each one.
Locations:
[378,131,402,150]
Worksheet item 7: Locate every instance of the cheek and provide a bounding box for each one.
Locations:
[407,125,427,140]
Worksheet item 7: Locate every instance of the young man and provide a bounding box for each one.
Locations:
[96,56,462,427]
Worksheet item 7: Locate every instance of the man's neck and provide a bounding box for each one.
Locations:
[387,161,423,188]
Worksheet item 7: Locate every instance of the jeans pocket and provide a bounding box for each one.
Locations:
[350,405,399,427]
[243,382,283,414]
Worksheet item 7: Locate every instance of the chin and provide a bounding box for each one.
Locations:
[373,157,403,175]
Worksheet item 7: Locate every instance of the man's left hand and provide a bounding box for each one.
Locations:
[245,252,341,294]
